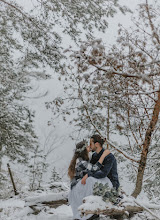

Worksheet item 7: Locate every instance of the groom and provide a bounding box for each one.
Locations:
[81,134,120,191]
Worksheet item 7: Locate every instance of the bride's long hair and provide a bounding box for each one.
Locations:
[68,140,89,180]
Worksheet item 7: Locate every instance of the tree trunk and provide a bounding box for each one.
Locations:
[131,90,160,198]
[107,99,110,149]
[0,144,2,172]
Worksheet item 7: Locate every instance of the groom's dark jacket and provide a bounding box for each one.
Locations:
[88,148,120,190]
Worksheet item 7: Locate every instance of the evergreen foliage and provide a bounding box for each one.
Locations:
[0,0,129,169]
[93,182,121,205]
[29,146,48,190]
[50,167,61,183]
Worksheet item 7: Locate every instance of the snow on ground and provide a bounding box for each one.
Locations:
[0,193,72,220]
[25,191,68,206]
[1,189,160,220]
[0,200,109,220]
[0,180,160,220]
[79,195,114,212]
[0,198,25,209]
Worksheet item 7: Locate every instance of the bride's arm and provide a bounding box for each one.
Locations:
[89,149,111,171]
[98,149,111,164]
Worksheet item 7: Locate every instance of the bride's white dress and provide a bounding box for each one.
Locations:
[68,176,112,220]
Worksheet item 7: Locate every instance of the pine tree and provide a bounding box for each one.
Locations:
[50,167,61,183]
[0,0,57,171]
[0,0,129,170]
[29,145,48,190]
[48,167,65,192]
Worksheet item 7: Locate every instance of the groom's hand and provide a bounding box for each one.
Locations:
[81,174,88,185]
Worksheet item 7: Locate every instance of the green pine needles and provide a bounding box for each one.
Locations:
[93,182,121,205]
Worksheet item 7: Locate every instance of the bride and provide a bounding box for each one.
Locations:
[68,140,112,220]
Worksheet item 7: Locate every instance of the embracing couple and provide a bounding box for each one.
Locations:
[68,134,120,220]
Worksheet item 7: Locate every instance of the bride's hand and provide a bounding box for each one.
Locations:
[102,149,110,157]
[81,174,88,184]
[86,145,91,152]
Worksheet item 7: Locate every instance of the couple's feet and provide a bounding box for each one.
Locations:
[74,214,99,220]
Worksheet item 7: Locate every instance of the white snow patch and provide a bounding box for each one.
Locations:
[25,191,68,206]
[52,204,72,216]
[79,195,113,211]
[0,198,25,208]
